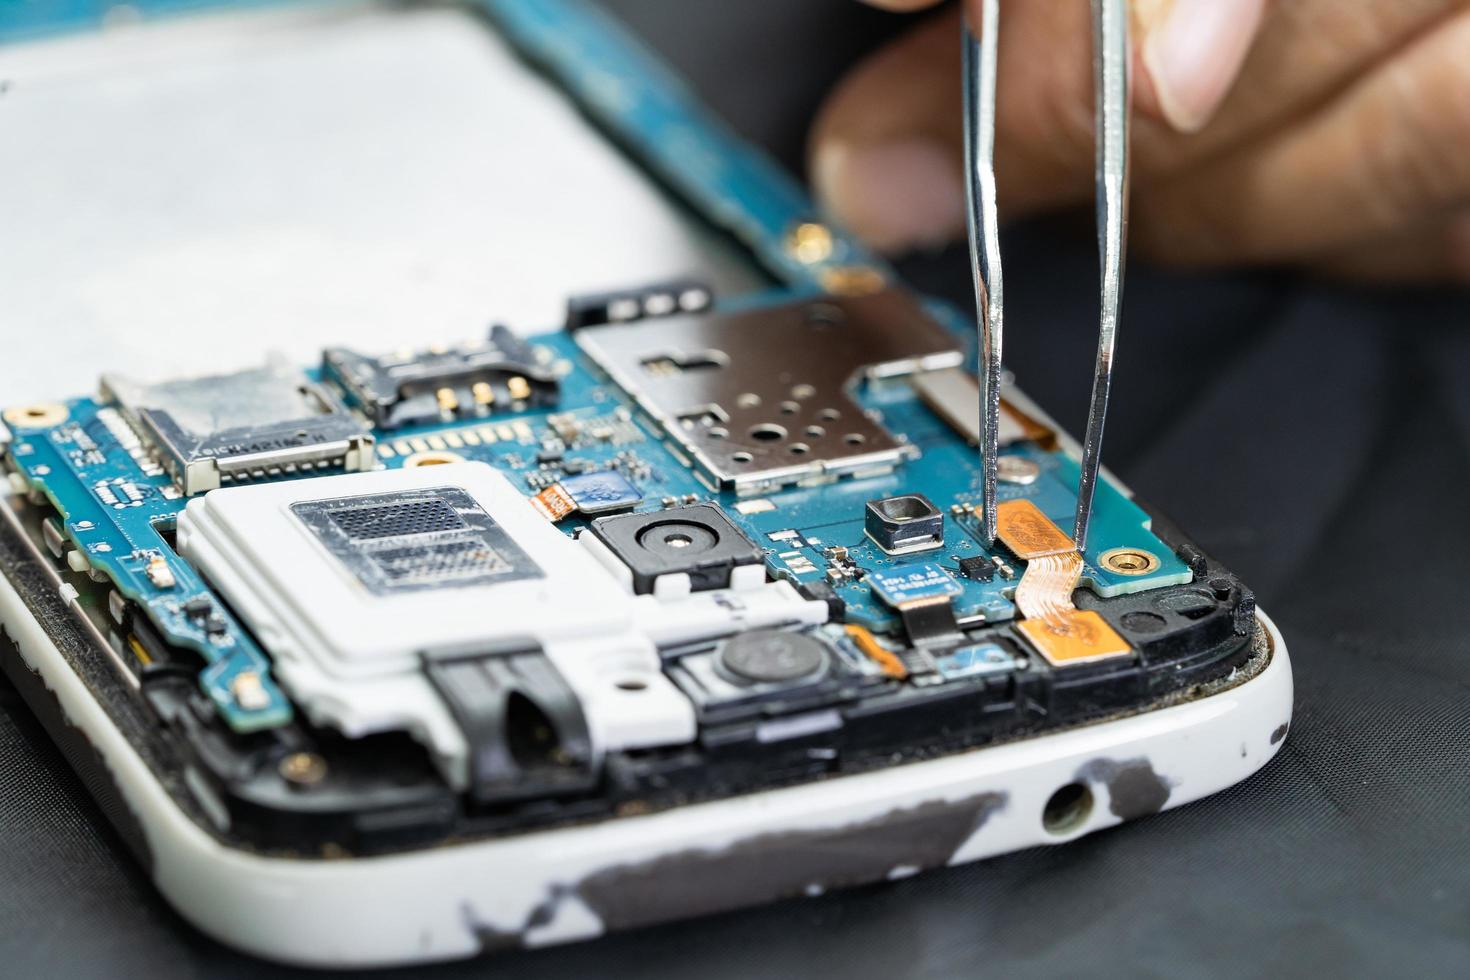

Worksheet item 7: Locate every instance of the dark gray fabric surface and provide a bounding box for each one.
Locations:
[3,2,1468,976]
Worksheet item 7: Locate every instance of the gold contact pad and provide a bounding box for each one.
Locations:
[1016,610,1131,666]
[994,499,1075,560]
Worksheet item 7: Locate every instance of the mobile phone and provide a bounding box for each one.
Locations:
[0,0,1290,967]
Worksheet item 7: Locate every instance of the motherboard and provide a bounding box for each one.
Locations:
[0,278,1260,852]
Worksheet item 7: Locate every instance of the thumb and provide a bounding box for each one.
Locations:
[811,0,1266,254]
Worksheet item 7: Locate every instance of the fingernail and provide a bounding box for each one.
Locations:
[1141,0,1266,132]
[813,139,966,253]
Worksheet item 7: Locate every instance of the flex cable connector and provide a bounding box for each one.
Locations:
[994,500,1130,666]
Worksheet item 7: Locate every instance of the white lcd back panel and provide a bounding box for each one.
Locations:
[0,1,765,403]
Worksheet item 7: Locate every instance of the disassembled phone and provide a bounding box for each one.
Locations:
[0,0,1291,967]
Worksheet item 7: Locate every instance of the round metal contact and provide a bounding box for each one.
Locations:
[3,403,69,428]
[785,221,834,265]
[278,751,328,789]
[402,451,466,468]
[996,455,1040,485]
[1100,547,1161,576]
[717,630,828,685]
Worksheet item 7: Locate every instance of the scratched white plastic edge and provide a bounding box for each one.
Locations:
[0,545,1292,967]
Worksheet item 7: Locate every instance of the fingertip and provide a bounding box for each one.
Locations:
[813,138,967,254]
[1137,0,1267,133]
[808,8,967,253]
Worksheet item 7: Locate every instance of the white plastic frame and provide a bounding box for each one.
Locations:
[0,555,1291,967]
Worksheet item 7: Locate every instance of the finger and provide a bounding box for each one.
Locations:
[1132,10,1470,268]
[810,8,967,252]
[809,4,1120,249]
[814,0,1466,256]
[858,0,944,10]
[1135,0,1470,173]
[1135,0,1266,133]
[811,1,1263,252]
[1308,213,1470,284]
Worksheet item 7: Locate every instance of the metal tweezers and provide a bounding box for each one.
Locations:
[964,0,1131,550]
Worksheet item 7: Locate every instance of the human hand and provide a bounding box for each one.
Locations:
[811,0,1470,282]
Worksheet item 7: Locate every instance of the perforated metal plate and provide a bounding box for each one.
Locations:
[575,290,962,493]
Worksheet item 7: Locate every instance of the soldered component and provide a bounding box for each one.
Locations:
[957,555,997,582]
[230,671,271,711]
[145,555,176,590]
[322,325,558,430]
[823,545,862,582]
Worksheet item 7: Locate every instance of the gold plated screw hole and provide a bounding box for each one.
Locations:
[1100,548,1161,576]
[278,752,328,789]
[402,451,465,468]
[3,403,69,428]
[785,221,835,264]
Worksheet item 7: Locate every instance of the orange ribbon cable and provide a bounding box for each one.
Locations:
[994,500,1131,667]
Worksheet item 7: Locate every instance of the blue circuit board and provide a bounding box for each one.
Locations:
[7,415,292,730]
[5,323,1190,730]
[1,0,1191,735]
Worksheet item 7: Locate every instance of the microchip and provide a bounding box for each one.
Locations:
[957,555,997,581]
[868,563,962,608]
[100,358,374,495]
[558,470,642,515]
[530,470,641,521]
